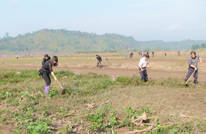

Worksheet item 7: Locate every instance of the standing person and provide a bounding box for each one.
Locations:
[41,56,59,94]
[16,55,18,59]
[125,51,127,59]
[184,51,202,85]
[152,51,154,57]
[42,54,51,66]
[129,51,134,58]
[138,54,150,82]
[96,54,102,67]
[165,52,167,56]
[178,51,180,56]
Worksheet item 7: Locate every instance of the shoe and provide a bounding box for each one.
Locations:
[44,86,50,94]
[194,79,198,85]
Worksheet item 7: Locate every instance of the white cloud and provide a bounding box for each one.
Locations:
[166,24,183,31]
[9,0,19,5]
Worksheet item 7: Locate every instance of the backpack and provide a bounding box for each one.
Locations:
[39,67,44,76]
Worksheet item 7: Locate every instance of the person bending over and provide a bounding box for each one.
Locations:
[185,51,202,85]
[138,54,150,82]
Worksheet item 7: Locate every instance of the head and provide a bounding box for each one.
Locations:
[52,56,58,66]
[145,54,150,60]
[45,54,49,60]
[96,54,99,57]
[190,51,196,58]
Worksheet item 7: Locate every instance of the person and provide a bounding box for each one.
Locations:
[165,52,167,56]
[138,54,150,82]
[16,55,18,59]
[178,51,180,56]
[41,56,59,94]
[184,51,202,85]
[125,51,127,59]
[129,51,134,58]
[42,54,51,66]
[152,51,154,57]
[96,54,102,67]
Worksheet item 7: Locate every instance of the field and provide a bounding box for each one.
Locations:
[0,51,206,133]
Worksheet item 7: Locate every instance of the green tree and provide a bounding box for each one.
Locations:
[201,43,206,48]
[191,44,200,50]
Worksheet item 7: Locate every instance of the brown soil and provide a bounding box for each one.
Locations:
[1,66,206,82]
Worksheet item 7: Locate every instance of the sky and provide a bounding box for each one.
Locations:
[0,0,206,41]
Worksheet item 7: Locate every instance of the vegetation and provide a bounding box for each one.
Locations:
[0,29,206,54]
[0,69,206,133]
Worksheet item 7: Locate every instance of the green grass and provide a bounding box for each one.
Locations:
[0,69,206,133]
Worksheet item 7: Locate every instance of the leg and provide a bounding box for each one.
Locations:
[97,61,100,67]
[139,68,145,81]
[143,69,148,82]
[185,67,194,82]
[193,69,198,84]
[42,72,51,86]
[42,72,51,94]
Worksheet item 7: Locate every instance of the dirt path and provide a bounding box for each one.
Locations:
[1,66,206,82]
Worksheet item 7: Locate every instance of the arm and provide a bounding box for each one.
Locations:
[138,59,144,71]
[42,58,45,65]
[199,57,203,63]
[147,63,150,67]
[51,72,57,81]
[188,58,196,70]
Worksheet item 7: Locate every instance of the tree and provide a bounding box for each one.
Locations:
[201,43,206,48]
[191,44,200,50]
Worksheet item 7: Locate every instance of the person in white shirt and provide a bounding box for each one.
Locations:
[138,55,150,82]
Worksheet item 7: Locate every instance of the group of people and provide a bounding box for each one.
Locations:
[138,51,202,84]
[40,51,202,94]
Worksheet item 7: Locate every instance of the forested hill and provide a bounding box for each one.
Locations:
[0,29,138,54]
[0,29,205,54]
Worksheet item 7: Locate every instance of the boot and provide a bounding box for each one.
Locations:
[44,86,50,94]
[193,79,198,85]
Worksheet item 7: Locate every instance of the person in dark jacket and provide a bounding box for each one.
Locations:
[42,54,51,66]
[96,54,102,67]
[185,51,202,85]
[42,56,58,94]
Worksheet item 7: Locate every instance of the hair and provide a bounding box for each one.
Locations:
[96,54,99,56]
[52,56,58,62]
[190,51,196,55]
[145,54,150,59]
[45,54,49,57]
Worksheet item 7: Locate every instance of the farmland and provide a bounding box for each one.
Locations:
[0,51,206,133]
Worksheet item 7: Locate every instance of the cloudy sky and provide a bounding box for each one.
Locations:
[0,0,206,41]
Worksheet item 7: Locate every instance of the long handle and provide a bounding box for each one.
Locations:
[56,79,64,89]
[185,70,196,84]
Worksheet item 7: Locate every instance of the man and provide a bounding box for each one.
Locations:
[41,56,59,94]
[42,54,51,66]
[178,51,180,56]
[130,51,134,58]
[185,51,202,85]
[138,54,150,82]
[96,54,102,67]
[152,51,154,57]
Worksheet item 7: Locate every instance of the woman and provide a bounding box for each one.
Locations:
[42,56,58,94]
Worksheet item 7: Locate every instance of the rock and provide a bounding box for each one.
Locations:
[16,72,21,75]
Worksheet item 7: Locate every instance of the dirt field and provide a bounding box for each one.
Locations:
[0,51,206,133]
[1,51,206,82]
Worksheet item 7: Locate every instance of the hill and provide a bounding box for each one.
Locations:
[0,29,206,55]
